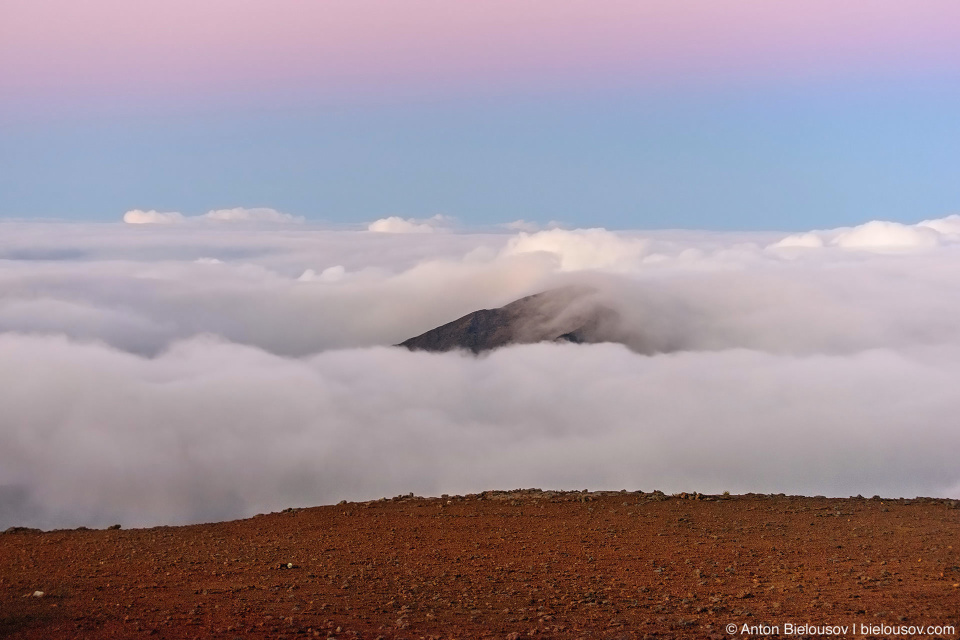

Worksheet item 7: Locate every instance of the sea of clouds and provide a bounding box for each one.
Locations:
[2,210,960,529]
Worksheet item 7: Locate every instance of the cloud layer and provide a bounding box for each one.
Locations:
[367,215,452,234]
[123,207,302,225]
[770,216,960,250]
[123,209,186,224]
[2,216,960,528]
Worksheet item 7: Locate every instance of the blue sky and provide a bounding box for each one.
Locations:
[3,84,957,230]
[3,0,959,230]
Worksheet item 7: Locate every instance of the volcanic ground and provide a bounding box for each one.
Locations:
[3,490,960,639]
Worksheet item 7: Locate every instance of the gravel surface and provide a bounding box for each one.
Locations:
[3,490,959,639]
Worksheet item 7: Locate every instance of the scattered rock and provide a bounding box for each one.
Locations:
[3,526,42,535]
[1,491,955,639]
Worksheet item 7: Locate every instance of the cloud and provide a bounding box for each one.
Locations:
[123,207,301,225]
[917,214,960,236]
[770,215,960,251]
[770,231,824,249]
[3,335,958,530]
[297,265,346,282]
[501,228,650,271]
[497,220,569,233]
[199,207,303,223]
[832,220,941,249]
[500,219,541,232]
[367,214,451,233]
[2,217,960,528]
[122,209,185,224]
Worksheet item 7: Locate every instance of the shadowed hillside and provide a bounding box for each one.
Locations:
[398,286,619,353]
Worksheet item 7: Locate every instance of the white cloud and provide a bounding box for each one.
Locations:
[122,209,185,224]
[918,214,960,236]
[770,215,960,251]
[2,217,960,529]
[832,220,940,249]
[367,214,451,234]
[199,207,303,223]
[297,265,346,282]
[2,335,958,530]
[123,207,302,225]
[770,231,825,249]
[501,228,650,271]
[500,219,541,232]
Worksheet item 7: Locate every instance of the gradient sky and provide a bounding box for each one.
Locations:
[1,0,958,228]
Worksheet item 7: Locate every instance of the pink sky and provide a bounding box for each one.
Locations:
[2,0,959,107]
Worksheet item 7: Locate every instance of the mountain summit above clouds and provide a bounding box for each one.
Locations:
[398,286,620,354]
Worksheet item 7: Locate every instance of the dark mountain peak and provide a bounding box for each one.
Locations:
[398,286,619,354]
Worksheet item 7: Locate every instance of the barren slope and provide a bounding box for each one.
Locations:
[3,491,960,639]
[398,287,618,353]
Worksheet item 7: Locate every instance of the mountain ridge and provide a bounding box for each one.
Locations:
[398,286,618,353]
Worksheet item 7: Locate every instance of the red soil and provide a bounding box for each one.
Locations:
[3,490,959,639]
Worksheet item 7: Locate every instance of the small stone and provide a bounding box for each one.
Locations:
[33,591,44,598]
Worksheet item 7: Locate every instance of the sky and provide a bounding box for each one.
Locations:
[2,3,960,530]
[4,215,960,528]
[1,0,958,228]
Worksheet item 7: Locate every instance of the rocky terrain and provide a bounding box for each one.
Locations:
[3,490,960,639]
[398,287,619,353]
